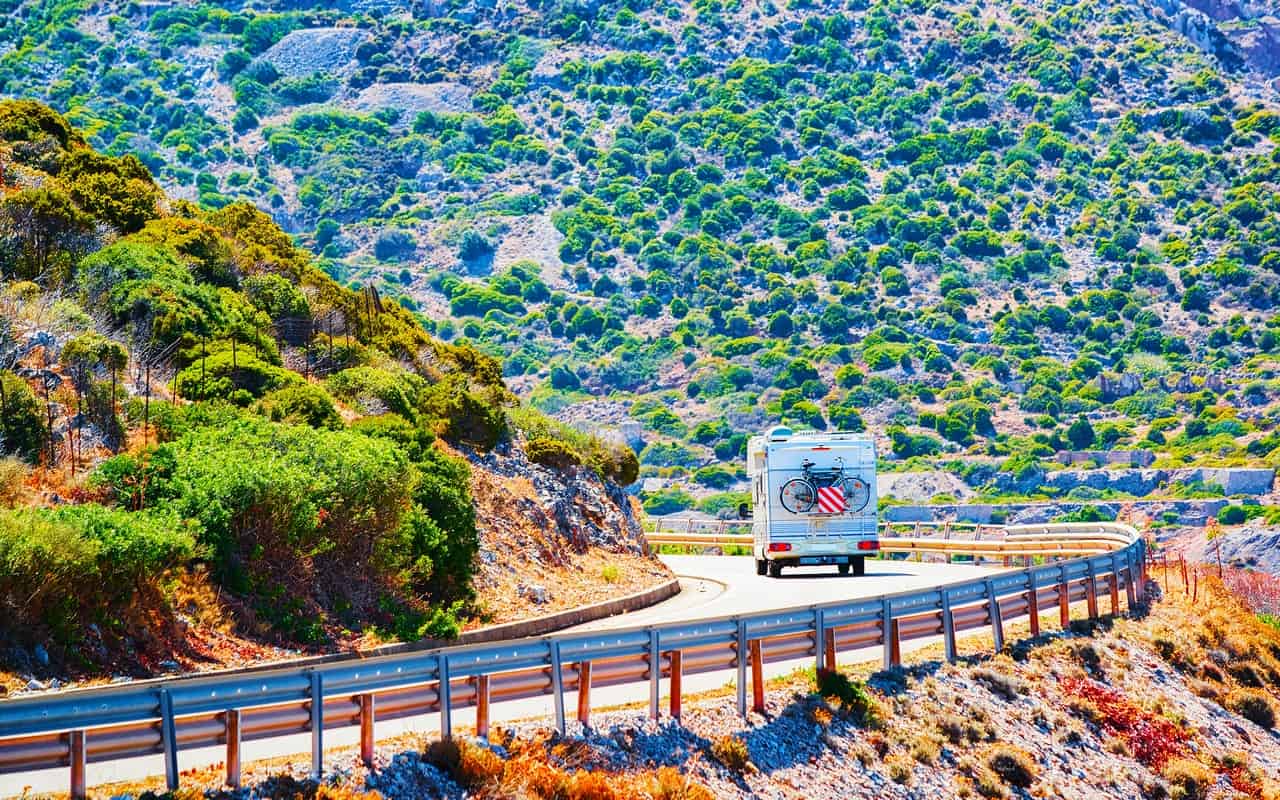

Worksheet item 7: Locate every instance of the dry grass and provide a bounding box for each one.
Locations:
[1224,688,1277,730]
[984,744,1038,789]
[709,735,751,773]
[910,731,943,765]
[0,455,28,507]
[425,737,716,800]
[1137,577,1280,733]
[885,752,914,785]
[1161,757,1213,800]
[970,664,1026,701]
[959,755,1007,799]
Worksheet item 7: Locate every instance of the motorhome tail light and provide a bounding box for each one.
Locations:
[857,540,880,551]
[768,542,792,552]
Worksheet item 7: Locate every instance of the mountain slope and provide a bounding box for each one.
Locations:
[4,0,1280,514]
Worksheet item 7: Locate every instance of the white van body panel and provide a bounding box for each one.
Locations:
[746,429,878,563]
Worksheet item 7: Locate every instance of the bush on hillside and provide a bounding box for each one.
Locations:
[1225,688,1276,729]
[77,241,225,348]
[0,504,196,647]
[175,347,300,403]
[257,383,343,429]
[326,365,425,420]
[0,370,47,462]
[97,418,416,641]
[526,436,583,470]
[348,413,478,604]
[419,375,508,449]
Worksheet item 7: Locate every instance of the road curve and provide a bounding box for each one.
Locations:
[8,555,1007,796]
[568,554,1004,631]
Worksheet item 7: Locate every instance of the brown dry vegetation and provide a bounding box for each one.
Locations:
[424,734,714,800]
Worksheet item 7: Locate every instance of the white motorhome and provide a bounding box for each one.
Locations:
[746,426,878,578]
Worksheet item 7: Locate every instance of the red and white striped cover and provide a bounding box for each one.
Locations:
[816,486,846,514]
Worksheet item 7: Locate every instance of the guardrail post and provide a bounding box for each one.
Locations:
[985,580,1004,653]
[812,606,825,673]
[577,661,592,727]
[69,729,86,800]
[889,619,902,666]
[160,687,179,790]
[550,641,565,735]
[225,709,241,788]
[359,694,375,768]
[881,597,893,669]
[309,671,323,778]
[437,654,452,741]
[669,650,683,719]
[475,675,490,740]
[736,619,748,717]
[824,627,837,671]
[1027,573,1040,637]
[1125,551,1138,609]
[648,628,660,721]
[749,639,766,713]
[1108,553,1121,615]
[1085,561,1099,619]
[1058,566,1071,628]
[940,589,957,662]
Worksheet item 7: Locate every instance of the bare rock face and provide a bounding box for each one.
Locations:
[1098,372,1142,401]
[1143,0,1280,77]
[469,440,644,555]
[1204,525,1280,574]
[450,436,667,626]
[259,29,369,79]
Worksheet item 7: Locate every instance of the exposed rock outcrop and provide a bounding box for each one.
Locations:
[1143,0,1280,78]
[459,438,668,626]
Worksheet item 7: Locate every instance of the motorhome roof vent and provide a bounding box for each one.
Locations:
[767,425,792,441]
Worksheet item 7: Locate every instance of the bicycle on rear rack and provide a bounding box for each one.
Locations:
[778,456,871,514]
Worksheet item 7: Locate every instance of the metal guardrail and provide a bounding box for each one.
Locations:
[0,523,1145,798]
[643,519,1134,560]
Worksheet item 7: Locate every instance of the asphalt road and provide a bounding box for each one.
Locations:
[6,555,1003,796]
[567,554,1001,631]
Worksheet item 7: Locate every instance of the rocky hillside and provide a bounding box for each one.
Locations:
[0,99,656,690]
[1144,0,1280,78]
[4,0,1280,521]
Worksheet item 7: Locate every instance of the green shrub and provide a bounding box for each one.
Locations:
[0,505,196,647]
[257,383,342,429]
[526,436,582,470]
[0,370,47,462]
[419,376,508,449]
[121,399,246,444]
[176,346,300,403]
[243,273,310,320]
[1217,505,1247,525]
[642,487,695,515]
[815,668,880,726]
[102,418,416,641]
[326,366,426,421]
[348,415,478,604]
[78,241,225,349]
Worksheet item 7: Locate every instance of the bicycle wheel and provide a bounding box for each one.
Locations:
[839,476,871,512]
[779,478,817,513]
